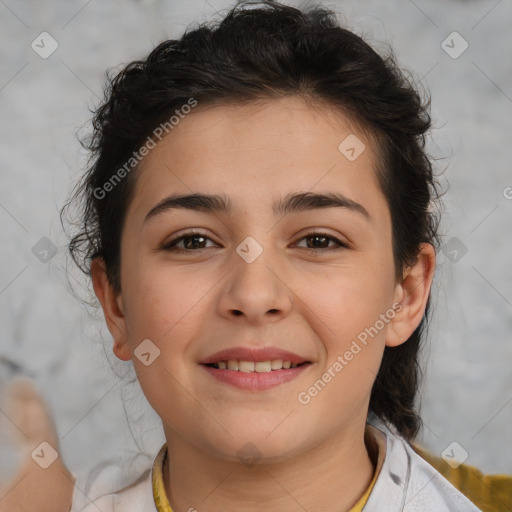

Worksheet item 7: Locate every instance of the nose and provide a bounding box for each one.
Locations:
[217,243,293,325]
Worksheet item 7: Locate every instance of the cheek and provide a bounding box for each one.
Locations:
[292,256,395,405]
[122,268,213,432]
[294,274,390,420]
[297,259,395,341]
[121,262,210,342]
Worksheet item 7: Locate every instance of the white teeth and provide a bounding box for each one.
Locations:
[227,360,239,371]
[271,359,283,370]
[255,361,272,373]
[238,361,255,373]
[211,359,303,371]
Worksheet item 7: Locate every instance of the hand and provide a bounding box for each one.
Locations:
[0,378,75,512]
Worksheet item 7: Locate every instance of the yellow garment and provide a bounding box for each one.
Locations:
[152,444,172,512]
[350,424,387,511]
[151,424,387,512]
[413,443,512,512]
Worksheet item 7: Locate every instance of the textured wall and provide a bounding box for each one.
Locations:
[0,0,510,487]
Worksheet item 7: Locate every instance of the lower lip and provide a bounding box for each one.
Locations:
[200,363,311,391]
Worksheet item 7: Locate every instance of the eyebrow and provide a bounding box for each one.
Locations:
[144,191,371,223]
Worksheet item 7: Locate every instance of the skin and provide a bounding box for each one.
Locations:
[0,379,75,512]
[91,95,436,512]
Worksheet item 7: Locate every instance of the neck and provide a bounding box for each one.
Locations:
[162,417,374,512]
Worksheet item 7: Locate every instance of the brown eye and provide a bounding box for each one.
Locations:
[296,232,347,250]
[162,231,217,251]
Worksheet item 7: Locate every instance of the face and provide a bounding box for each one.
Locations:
[93,96,430,464]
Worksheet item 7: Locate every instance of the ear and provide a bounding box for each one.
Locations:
[90,257,132,361]
[386,243,436,347]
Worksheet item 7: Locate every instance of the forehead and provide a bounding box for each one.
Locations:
[129,96,384,218]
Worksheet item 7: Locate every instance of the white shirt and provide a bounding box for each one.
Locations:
[71,413,482,511]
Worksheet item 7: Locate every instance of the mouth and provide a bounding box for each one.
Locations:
[199,346,311,366]
[199,347,312,391]
[203,360,310,372]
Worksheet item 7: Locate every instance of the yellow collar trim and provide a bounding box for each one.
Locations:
[152,443,172,512]
[152,424,386,512]
[350,424,387,512]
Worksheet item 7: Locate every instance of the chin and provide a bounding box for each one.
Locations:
[200,426,310,466]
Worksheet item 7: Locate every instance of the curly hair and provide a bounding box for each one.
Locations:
[61,0,441,442]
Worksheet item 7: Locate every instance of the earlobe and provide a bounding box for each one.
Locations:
[386,243,436,347]
[90,258,132,361]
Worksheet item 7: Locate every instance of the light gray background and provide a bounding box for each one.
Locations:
[1,0,511,485]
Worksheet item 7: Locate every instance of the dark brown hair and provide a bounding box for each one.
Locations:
[62,0,441,441]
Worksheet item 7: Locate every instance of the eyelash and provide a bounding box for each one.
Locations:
[162,230,348,253]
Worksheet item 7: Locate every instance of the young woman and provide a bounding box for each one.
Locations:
[3,1,487,511]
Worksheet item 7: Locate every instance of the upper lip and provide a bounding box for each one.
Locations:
[199,347,310,365]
